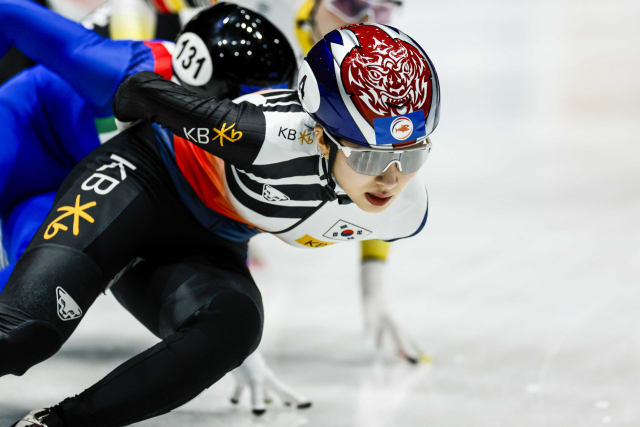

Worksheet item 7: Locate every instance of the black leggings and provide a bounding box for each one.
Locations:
[0,123,263,427]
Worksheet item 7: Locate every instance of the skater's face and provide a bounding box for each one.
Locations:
[315,126,419,213]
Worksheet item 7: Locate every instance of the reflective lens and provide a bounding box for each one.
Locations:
[345,148,429,175]
[325,131,430,176]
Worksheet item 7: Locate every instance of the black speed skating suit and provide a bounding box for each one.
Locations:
[0,123,263,427]
[0,71,428,427]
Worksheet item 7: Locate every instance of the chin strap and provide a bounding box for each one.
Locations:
[337,194,353,205]
[323,139,353,205]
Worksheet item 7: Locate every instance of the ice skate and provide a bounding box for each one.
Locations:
[11,409,64,427]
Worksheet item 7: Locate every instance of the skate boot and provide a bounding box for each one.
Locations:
[11,409,65,427]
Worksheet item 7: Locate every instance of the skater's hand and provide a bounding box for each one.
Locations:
[361,260,432,364]
[113,71,170,123]
[230,351,312,415]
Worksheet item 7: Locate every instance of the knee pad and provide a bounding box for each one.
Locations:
[0,320,62,376]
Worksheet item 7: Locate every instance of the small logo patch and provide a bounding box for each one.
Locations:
[373,110,426,145]
[298,130,313,145]
[323,220,372,241]
[263,185,290,202]
[390,117,414,141]
[44,195,96,240]
[295,234,337,248]
[212,123,243,146]
[56,287,82,321]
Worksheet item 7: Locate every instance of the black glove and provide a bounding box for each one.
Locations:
[113,71,171,123]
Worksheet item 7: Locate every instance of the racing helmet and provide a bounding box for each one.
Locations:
[172,2,297,99]
[297,23,440,148]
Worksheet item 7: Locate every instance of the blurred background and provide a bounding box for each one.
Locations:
[1,0,640,426]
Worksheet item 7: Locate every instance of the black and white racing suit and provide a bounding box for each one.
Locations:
[0,71,427,427]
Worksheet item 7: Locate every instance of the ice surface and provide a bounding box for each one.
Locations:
[2,0,640,425]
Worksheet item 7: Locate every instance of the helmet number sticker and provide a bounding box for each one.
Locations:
[173,32,213,87]
[298,61,320,113]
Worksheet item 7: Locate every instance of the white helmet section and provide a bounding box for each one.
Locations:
[172,32,214,87]
[297,60,320,114]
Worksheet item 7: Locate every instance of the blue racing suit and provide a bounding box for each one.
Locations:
[0,0,174,289]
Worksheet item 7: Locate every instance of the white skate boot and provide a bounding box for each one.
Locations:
[11,409,64,427]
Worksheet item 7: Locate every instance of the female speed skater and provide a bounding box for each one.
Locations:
[0,0,418,415]
[3,21,440,427]
[0,0,308,414]
[85,0,429,365]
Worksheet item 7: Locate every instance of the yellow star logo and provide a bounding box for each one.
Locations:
[44,195,96,240]
[298,130,313,145]
[212,123,243,147]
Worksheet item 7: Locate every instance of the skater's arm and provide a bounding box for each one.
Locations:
[114,71,266,167]
[0,0,137,108]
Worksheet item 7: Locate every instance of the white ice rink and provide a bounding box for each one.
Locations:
[2,0,640,425]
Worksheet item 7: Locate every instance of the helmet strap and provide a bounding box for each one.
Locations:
[325,134,353,205]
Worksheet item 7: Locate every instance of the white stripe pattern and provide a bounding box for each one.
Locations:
[230,167,322,208]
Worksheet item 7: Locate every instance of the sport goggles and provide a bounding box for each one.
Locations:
[324,0,402,25]
[324,131,431,176]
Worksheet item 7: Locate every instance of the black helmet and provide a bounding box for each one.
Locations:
[172,2,297,99]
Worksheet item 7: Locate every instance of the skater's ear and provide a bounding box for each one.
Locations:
[315,125,330,160]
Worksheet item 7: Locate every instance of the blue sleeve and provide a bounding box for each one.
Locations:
[0,66,101,215]
[0,0,154,110]
[0,264,13,293]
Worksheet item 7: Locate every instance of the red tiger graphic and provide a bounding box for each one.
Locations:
[340,25,432,124]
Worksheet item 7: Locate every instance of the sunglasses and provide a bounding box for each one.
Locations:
[324,0,402,25]
[324,130,431,176]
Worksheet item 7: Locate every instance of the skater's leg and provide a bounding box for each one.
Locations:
[110,249,258,339]
[0,125,168,376]
[57,255,263,427]
[109,260,164,337]
[0,245,103,376]
[5,122,262,425]
[0,191,57,291]
[2,191,57,264]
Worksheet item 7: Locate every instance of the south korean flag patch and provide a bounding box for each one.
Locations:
[323,220,372,241]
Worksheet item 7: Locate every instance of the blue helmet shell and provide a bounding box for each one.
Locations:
[297,24,440,147]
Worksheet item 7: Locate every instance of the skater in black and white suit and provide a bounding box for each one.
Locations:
[3,22,440,427]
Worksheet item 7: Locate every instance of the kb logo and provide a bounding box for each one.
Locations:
[184,123,243,146]
[44,195,96,240]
